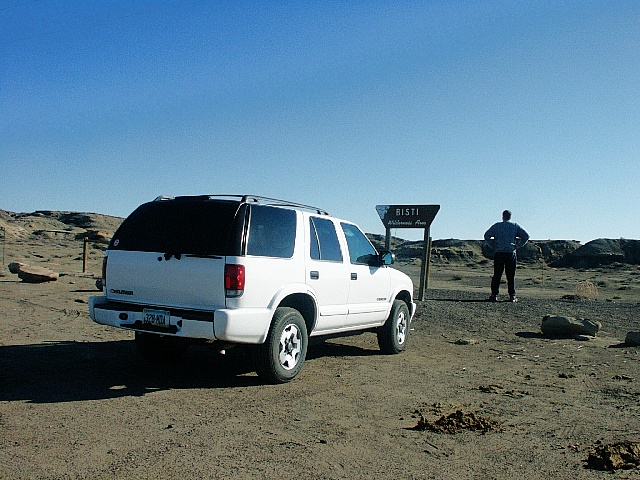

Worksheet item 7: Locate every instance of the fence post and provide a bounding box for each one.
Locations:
[1,226,5,265]
[82,237,88,273]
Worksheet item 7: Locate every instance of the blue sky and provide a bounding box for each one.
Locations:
[2,1,638,243]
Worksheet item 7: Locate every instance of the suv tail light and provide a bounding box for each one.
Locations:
[101,256,108,290]
[224,264,245,297]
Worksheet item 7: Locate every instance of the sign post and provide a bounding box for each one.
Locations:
[376,204,440,301]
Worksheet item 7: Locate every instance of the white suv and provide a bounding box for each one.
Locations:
[89,195,415,383]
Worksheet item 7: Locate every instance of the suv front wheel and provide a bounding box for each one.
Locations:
[377,300,409,354]
[255,307,308,384]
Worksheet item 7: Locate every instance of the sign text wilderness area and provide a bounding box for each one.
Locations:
[375,204,440,229]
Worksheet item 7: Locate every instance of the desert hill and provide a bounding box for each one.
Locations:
[367,233,640,268]
[0,209,122,244]
[2,209,639,268]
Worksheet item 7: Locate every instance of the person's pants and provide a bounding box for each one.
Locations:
[491,251,517,296]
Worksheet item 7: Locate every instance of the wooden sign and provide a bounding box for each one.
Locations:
[375,204,440,301]
[375,205,440,229]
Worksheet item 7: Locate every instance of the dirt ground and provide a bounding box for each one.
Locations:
[1,234,639,479]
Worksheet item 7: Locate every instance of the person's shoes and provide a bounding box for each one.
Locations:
[510,295,518,303]
[488,295,497,302]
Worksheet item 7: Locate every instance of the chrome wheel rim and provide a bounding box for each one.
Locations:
[396,310,407,345]
[278,323,302,370]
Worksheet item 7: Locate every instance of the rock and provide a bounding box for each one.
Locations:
[574,334,594,342]
[454,338,478,345]
[541,315,601,338]
[625,331,640,347]
[8,261,25,274]
[16,264,59,283]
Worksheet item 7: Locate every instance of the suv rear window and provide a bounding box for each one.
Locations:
[109,199,242,256]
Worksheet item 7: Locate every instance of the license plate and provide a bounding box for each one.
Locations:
[142,308,170,328]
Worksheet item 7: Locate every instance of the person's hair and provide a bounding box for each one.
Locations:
[502,210,512,221]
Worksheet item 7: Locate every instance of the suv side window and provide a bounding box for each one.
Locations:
[341,222,377,265]
[247,205,296,258]
[310,217,343,262]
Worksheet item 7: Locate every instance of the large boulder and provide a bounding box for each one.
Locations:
[625,332,640,347]
[541,315,601,338]
[8,261,25,274]
[15,264,59,283]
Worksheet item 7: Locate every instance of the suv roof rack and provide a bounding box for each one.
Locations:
[153,194,329,215]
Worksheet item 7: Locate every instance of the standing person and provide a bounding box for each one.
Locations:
[484,210,529,303]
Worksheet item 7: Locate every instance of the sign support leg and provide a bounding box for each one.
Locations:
[418,227,431,301]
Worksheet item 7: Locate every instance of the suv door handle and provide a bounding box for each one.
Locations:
[310,271,319,280]
[351,273,357,280]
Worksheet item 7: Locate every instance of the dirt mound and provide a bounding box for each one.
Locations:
[414,408,501,434]
[586,440,640,471]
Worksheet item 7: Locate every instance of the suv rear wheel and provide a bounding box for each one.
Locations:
[377,300,409,354]
[255,307,308,384]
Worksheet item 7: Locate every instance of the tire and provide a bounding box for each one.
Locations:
[134,331,188,362]
[255,307,308,384]
[377,300,410,354]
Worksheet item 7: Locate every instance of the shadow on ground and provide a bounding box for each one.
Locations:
[0,338,380,404]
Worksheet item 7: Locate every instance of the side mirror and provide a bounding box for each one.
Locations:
[380,250,395,266]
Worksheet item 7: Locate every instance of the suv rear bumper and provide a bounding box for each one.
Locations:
[89,296,272,344]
